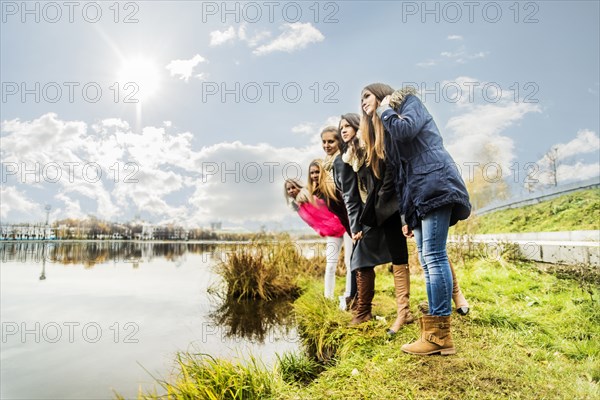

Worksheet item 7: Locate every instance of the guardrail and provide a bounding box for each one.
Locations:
[448,230,600,266]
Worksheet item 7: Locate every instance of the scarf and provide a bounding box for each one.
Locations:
[342,137,366,173]
[322,150,339,174]
[342,138,368,203]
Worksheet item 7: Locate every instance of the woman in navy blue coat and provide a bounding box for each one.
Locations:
[361,83,471,356]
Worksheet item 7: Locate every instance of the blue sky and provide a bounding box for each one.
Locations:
[1,1,599,230]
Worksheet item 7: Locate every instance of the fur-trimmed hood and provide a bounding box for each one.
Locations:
[389,86,418,110]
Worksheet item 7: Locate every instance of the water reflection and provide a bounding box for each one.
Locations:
[0,242,303,399]
[209,296,296,343]
[0,241,219,268]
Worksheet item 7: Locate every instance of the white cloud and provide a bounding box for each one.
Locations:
[291,123,315,135]
[441,46,489,64]
[253,23,324,55]
[418,44,488,67]
[210,26,237,46]
[63,182,118,221]
[0,113,329,227]
[556,162,599,183]
[1,113,87,166]
[238,24,272,47]
[54,192,85,220]
[552,129,600,160]
[447,35,463,40]
[444,78,542,175]
[416,60,437,68]
[1,113,198,223]
[165,54,207,82]
[187,141,320,225]
[292,116,340,147]
[0,186,39,221]
[535,161,600,186]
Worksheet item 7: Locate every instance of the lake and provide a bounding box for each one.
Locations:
[0,241,302,399]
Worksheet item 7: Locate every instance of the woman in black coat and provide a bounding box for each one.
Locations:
[331,115,391,325]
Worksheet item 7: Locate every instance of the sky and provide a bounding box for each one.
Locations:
[1,0,599,231]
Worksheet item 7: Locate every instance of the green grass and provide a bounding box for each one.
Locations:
[453,188,600,234]
[124,243,599,400]
[122,353,276,400]
[281,259,599,400]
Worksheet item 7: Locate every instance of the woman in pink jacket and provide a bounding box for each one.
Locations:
[284,177,346,299]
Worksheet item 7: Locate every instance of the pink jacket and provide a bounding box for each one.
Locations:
[297,197,345,238]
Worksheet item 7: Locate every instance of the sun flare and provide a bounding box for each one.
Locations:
[117,56,161,102]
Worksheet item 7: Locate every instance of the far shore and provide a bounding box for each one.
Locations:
[0,238,324,244]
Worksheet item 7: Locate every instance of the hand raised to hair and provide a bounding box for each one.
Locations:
[380,95,391,108]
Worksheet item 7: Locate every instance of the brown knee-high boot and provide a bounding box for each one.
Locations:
[350,268,375,325]
[387,264,414,335]
[450,261,469,315]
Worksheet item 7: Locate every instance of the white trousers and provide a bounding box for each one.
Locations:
[324,233,352,300]
[324,236,342,299]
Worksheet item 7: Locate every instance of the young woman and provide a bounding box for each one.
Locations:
[319,127,354,310]
[332,116,391,325]
[362,83,471,355]
[351,111,415,335]
[284,177,346,299]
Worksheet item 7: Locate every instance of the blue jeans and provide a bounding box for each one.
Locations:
[413,205,453,316]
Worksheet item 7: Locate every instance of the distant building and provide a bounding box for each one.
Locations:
[0,225,55,240]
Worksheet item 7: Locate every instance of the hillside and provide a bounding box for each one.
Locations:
[454,188,600,234]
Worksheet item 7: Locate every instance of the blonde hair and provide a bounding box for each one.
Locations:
[284,178,310,211]
[307,159,338,206]
[360,83,395,179]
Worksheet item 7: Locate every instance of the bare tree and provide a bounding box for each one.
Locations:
[543,146,560,187]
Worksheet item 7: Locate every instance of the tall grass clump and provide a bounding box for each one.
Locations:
[129,353,275,400]
[293,288,388,365]
[215,239,309,301]
[277,351,322,385]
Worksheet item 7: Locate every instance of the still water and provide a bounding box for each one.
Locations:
[0,241,301,399]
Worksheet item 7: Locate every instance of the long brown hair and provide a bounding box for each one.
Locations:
[339,113,364,160]
[360,83,394,178]
[306,159,338,206]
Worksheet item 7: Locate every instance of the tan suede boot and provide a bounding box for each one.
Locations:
[350,268,375,325]
[401,315,456,356]
[387,264,415,335]
[449,261,469,315]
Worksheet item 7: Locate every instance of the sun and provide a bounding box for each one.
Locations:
[117,56,161,102]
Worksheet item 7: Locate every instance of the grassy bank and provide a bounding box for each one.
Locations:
[453,188,600,234]
[284,259,599,399]
[130,250,599,399]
